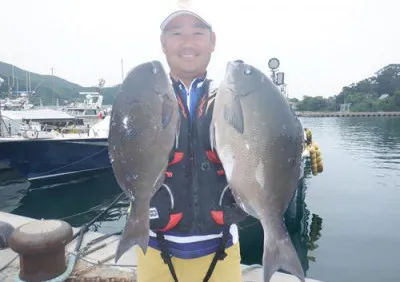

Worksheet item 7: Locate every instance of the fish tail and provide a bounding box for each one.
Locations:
[262,223,305,282]
[114,201,150,263]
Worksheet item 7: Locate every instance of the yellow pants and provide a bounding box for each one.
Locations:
[136,242,243,282]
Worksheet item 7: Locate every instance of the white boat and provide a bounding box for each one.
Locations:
[0,92,34,111]
[61,91,106,126]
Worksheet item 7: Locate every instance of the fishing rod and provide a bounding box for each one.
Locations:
[72,191,127,253]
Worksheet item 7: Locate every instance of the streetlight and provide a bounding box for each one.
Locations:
[268,57,287,98]
[268,58,280,70]
[268,57,285,86]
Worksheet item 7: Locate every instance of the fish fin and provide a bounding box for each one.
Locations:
[115,201,150,263]
[175,115,181,149]
[209,122,216,151]
[154,166,167,191]
[223,97,244,134]
[262,224,305,282]
[162,98,174,129]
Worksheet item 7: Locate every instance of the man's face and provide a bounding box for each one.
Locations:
[161,14,216,79]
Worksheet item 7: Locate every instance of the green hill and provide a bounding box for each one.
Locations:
[292,64,400,112]
[2,61,399,112]
[0,61,120,106]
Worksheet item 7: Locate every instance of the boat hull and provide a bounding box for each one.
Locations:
[0,138,110,181]
[0,136,309,182]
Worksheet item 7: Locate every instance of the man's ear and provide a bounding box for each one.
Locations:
[160,34,167,53]
[210,31,216,52]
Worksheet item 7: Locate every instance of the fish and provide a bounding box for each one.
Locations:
[108,60,180,262]
[210,61,305,281]
[0,221,15,249]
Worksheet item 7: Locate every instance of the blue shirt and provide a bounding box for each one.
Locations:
[174,76,206,120]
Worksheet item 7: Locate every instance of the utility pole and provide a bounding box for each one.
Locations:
[51,67,54,98]
[121,59,124,82]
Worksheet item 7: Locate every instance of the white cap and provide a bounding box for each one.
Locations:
[160,3,212,31]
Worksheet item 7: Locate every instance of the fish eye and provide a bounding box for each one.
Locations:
[244,68,252,75]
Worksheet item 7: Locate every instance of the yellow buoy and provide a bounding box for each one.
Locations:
[317,161,324,173]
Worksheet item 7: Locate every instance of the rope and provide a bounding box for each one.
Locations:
[32,147,108,178]
[59,202,109,221]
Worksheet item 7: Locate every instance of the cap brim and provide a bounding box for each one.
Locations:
[160,10,211,31]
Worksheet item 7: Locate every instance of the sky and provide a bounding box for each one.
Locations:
[0,0,399,99]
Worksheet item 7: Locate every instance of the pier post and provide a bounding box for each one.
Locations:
[8,219,73,282]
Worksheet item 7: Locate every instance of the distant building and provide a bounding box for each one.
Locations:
[378,94,389,100]
[340,103,351,112]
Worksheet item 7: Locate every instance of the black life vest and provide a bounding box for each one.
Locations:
[148,78,236,235]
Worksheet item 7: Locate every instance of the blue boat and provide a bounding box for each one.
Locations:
[0,137,109,181]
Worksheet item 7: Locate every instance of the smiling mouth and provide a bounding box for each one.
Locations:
[180,54,197,59]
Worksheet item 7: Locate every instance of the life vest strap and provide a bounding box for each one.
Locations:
[202,226,230,282]
[156,224,230,282]
[156,232,179,282]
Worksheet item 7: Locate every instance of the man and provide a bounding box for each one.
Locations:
[134,7,248,282]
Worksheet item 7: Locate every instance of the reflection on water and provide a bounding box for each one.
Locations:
[298,117,400,282]
[1,117,400,282]
[4,170,129,234]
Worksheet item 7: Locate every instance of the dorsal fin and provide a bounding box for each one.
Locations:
[207,79,219,98]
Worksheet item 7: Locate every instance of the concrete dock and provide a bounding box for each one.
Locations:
[0,212,323,282]
[296,111,400,117]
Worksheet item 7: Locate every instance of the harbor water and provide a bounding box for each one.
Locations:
[1,117,399,282]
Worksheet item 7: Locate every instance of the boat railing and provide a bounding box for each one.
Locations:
[0,114,108,139]
[59,125,90,137]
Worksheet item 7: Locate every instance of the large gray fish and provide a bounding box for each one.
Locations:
[108,61,180,262]
[210,61,305,281]
[0,221,14,249]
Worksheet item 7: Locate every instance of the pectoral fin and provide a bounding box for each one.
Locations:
[162,98,174,129]
[175,115,181,149]
[210,122,216,151]
[223,97,244,134]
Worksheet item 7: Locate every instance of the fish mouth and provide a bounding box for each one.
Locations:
[224,61,255,96]
[150,61,164,75]
[226,60,243,71]
[226,60,253,76]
